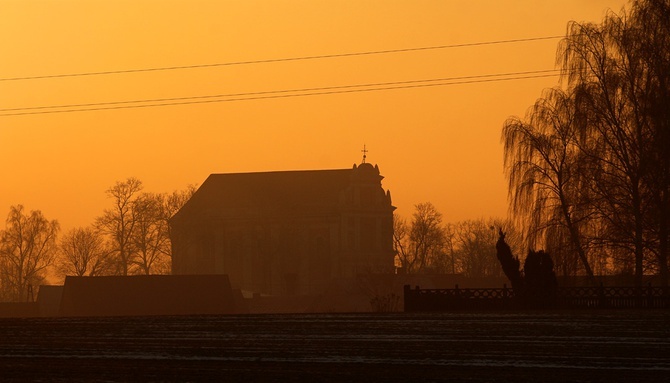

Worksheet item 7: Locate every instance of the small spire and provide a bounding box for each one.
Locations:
[361,144,368,163]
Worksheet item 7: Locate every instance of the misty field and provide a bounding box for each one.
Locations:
[0,311,668,382]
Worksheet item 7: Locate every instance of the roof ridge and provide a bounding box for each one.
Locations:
[208,168,351,176]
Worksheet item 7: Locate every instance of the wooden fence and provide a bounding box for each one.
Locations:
[404,284,670,312]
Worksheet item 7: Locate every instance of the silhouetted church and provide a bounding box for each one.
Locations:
[170,162,395,296]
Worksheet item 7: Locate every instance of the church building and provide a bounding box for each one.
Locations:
[170,161,395,296]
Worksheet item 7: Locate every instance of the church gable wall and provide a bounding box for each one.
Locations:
[170,164,395,296]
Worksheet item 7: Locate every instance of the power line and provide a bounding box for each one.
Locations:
[0,36,563,82]
[0,71,561,117]
[0,69,560,113]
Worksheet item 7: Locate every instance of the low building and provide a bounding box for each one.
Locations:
[58,275,239,317]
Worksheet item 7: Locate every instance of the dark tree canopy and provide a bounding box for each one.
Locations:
[503,0,670,286]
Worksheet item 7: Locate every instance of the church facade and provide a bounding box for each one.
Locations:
[170,162,395,296]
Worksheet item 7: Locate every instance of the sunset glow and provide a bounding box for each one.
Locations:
[0,1,629,231]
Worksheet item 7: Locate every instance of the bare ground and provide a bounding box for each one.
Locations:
[0,311,668,382]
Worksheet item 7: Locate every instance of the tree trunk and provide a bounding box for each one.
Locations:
[560,197,596,285]
[657,190,669,287]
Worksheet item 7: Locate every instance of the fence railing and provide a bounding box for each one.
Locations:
[404,284,670,311]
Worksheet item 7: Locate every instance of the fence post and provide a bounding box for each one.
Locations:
[505,284,511,309]
[403,285,411,312]
[454,284,461,310]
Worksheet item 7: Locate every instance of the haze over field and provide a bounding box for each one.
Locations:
[1,1,628,230]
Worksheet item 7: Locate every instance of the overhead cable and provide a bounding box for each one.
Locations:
[0,69,560,113]
[0,70,561,117]
[0,36,563,82]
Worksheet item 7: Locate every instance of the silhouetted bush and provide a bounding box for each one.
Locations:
[496,231,558,308]
[523,250,558,308]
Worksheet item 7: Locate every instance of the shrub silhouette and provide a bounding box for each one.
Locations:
[523,250,558,308]
[496,230,558,308]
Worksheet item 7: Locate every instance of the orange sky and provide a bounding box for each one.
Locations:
[1,1,629,231]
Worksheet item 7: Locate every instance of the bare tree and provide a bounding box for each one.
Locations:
[132,193,170,275]
[160,185,197,260]
[453,218,519,278]
[393,203,448,274]
[393,213,412,272]
[410,202,447,273]
[453,220,499,278]
[57,226,113,278]
[0,205,59,302]
[442,223,458,274]
[96,178,143,276]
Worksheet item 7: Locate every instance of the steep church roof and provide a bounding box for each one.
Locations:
[171,165,387,224]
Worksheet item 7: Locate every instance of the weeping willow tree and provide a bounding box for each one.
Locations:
[502,88,596,283]
[558,0,670,287]
[504,0,670,287]
[635,0,670,287]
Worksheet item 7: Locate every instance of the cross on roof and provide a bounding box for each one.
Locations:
[361,144,368,163]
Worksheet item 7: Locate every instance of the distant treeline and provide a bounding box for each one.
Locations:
[393,203,522,278]
[0,178,195,302]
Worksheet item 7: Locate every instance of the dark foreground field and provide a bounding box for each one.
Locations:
[0,311,668,382]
